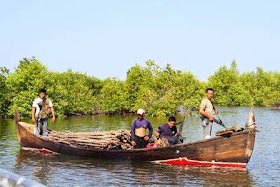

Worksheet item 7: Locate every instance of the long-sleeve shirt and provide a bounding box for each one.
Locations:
[130,118,153,141]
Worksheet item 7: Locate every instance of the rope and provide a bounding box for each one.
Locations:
[245,121,256,128]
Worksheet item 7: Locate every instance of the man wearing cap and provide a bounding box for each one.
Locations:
[131,109,153,149]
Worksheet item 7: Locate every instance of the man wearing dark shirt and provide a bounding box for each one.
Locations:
[131,109,153,149]
[155,116,178,145]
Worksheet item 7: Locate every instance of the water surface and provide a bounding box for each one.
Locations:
[0,107,279,186]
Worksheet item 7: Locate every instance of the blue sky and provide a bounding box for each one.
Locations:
[1,0,279,81]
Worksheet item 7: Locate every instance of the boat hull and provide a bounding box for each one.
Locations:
[16,121,255,168]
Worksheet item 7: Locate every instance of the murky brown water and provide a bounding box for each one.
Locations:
[0,107,279,186]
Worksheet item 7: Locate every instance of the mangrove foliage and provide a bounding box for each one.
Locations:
[0,57,279,118]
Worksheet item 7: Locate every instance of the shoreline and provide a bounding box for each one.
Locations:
[0,106,279,120]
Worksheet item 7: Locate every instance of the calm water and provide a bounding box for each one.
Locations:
[0,107,279,186]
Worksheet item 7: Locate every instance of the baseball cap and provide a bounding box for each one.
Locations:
[137,109,145,115]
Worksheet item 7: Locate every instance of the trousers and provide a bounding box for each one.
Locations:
[201,117,213,138]
[134,135,148,149]
[35,118,48,136]
[161,136,178,145]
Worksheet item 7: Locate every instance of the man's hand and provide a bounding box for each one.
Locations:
[144,136,149,141]
[32,117,36,123]
[209,116,214,123]
[154,131,160,137]
[131,141,136,147]
[52,116,56,122]
[214,110,219,115]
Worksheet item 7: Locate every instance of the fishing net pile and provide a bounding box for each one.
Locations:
[42,130,134,150]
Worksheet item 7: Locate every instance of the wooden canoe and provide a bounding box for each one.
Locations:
[15,109,256,168]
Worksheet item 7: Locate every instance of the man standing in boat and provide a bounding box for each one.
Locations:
[131,109,153,149]
[199,88,218,139]
[32,89,56,136]
[155,116,178,145]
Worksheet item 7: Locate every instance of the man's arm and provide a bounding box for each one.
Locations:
[48,100,56,122]
[130,121,136,146]
[154,126,161,137]
[174,126,178,137]
[213,106,219,114]
[147,121,153,138]
[32,107,36,122]
[32,99,38,123]
[51,107,56,122]
[199,107,214,122]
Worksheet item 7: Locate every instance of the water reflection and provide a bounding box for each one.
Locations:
[0,119,12,142]
[15,149,55,185]
[173,166,253,186]
[15,148,254,186]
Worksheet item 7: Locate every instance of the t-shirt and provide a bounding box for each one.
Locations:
[32,98,53,118]
[131,119,153,140]
[156,123,177,138]
[200,97,214,116]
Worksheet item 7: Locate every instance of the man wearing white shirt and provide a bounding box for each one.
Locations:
[32,89,56,136]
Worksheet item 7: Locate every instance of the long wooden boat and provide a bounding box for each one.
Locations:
[15,109,256,168]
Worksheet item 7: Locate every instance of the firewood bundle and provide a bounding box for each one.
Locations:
[42,130,134,150]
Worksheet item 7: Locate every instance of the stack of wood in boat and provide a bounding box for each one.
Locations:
[215,126,245,137]
[42,130,134,150]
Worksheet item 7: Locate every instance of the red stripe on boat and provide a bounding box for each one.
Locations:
[155,157,246,168]
[22,147,58,155]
